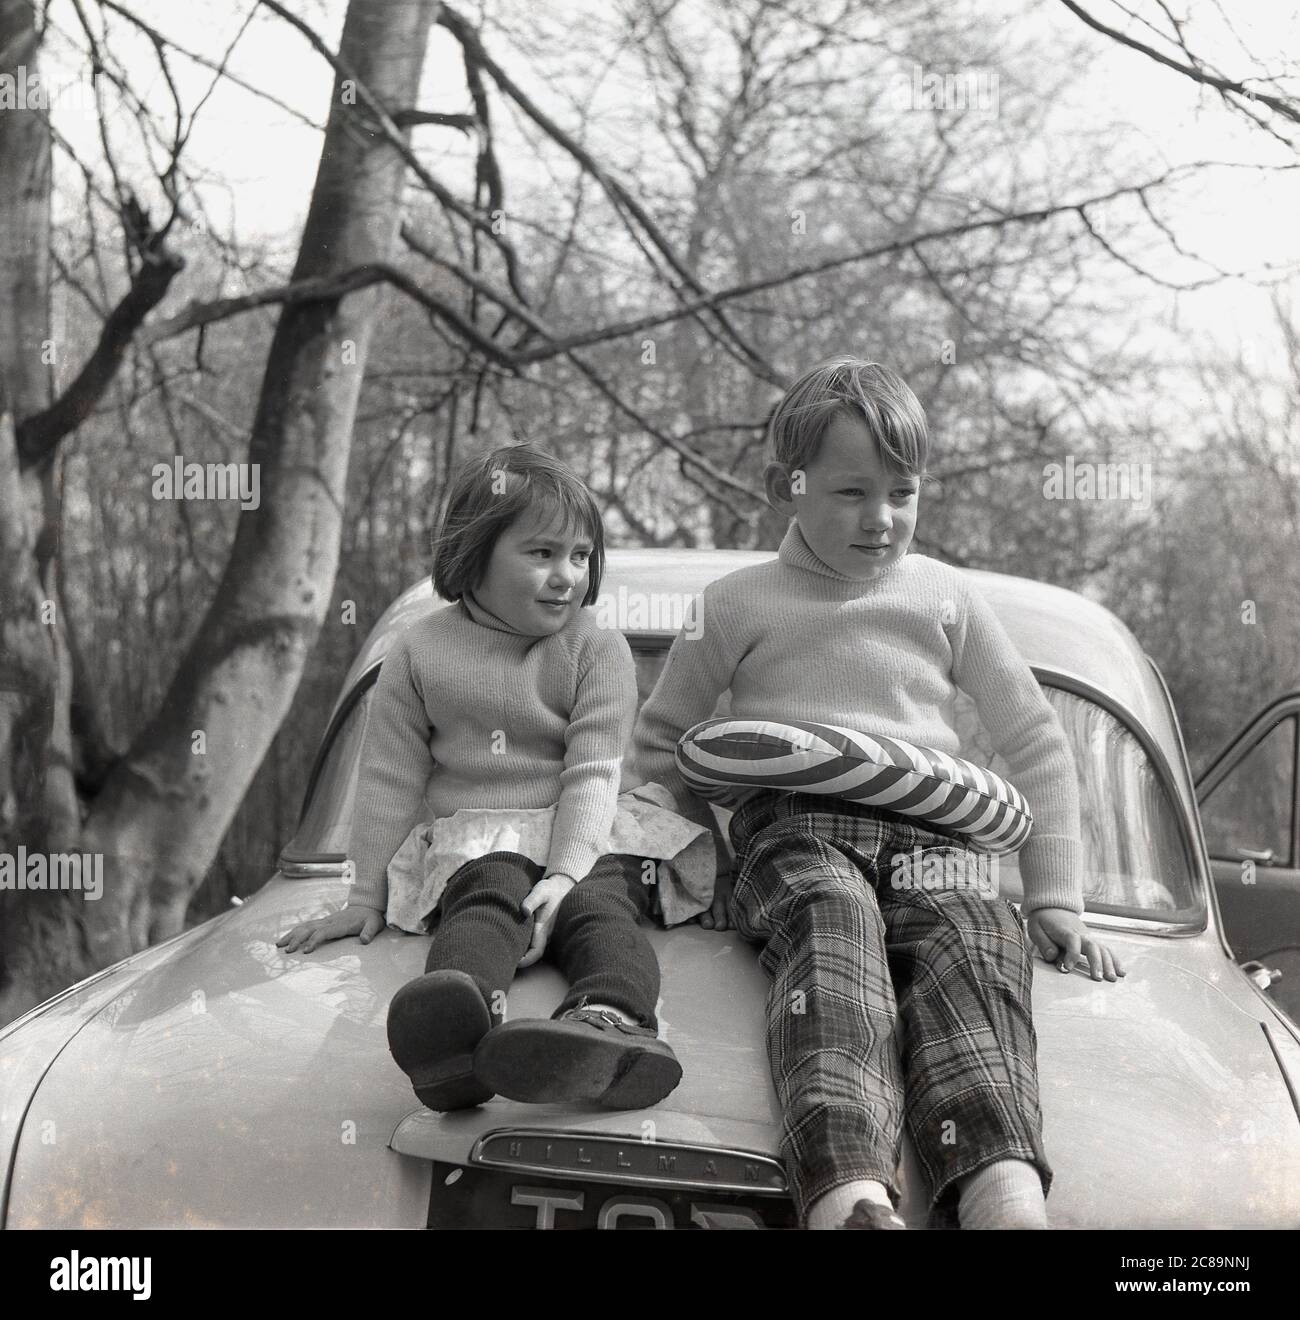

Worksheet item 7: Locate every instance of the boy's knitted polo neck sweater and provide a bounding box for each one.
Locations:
[347,591,637,912]
[634,523,1084,914]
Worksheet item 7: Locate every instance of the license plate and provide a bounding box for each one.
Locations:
[426,1161,797,1229]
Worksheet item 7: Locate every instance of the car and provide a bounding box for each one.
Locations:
[3,548,1299,1229]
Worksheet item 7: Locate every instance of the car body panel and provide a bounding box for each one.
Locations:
[5,882,430,1229]
[1211,857,1300,1023]
[0,919,235,1227]
[397,926,1300,1229]
[4,549,1298,1228]
[7,874,1297,1228]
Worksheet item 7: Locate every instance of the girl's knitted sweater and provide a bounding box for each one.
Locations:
[633,522,1084,915]
[347,592,637,912]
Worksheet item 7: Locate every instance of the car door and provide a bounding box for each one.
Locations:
[1195,693,1300,1023]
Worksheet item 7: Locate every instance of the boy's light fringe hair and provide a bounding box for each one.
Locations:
[767,356,930,478]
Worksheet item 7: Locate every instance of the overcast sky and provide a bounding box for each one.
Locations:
[38,0,1300,373]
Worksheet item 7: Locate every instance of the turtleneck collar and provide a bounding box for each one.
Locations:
[460,588,537,638]
[777,520,907,586]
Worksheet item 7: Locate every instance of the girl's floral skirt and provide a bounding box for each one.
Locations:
[383,781,716,934]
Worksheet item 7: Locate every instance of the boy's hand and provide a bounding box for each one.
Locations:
[277,905,385,954]
[700,867,735,932]
[1028,908,1126,982]
[518,873,575,968]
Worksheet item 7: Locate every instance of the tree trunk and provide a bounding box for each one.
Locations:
[0,0,51,423]
[0,0,89,1017]
[0,0,440,1024]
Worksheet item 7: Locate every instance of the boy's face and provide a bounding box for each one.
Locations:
[475,504,592,636]
[766,411,920,579]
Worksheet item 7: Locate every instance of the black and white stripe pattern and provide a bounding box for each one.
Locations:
[675,718,1033,853]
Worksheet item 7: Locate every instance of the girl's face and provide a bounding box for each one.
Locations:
[474,503,594,636]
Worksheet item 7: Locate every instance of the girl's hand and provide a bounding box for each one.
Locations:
[700,868,735,932]
[518,874,575,968]
[1027,907,1126,982]
[277,905,386,954]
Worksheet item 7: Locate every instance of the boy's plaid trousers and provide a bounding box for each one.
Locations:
[729,789,1051,1225]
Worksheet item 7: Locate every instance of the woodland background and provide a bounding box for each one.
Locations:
[1,0,1297,1022]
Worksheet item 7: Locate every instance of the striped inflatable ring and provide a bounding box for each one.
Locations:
[676,718,1033,853]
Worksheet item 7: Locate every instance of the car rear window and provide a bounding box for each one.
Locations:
[286,645,1201,924]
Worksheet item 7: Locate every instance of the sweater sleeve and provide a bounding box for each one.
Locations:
[632,584,740,835]
[346,634,436,912]
[951,579,1084,915]
[544,627,638,884]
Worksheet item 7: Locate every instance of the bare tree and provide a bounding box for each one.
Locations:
[2,0,1275,1021]
[0,0,442,1019]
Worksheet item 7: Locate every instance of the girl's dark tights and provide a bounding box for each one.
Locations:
[423,850,660,1028]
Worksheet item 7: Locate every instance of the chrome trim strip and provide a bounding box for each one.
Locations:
[1030,664,1208,933]
[621,630,677,648]
[0,921,206,1046]
[1192,695,1300,872]
[1145,655,1238,957]
[294,663,382,831]
[1256,989,1300,1050]
[468,1128,789,1196]
[0,966,119,1045]
[1195,693,1300,796]
[1080,910,1202,937]
[276,860,350,880]
[1260,1022,1300,1127]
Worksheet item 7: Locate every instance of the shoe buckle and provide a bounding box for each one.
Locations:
[566,998,628,1030]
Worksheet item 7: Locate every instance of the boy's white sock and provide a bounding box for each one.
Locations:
[805,1179,894,1229]
[956,1158,1048,1229]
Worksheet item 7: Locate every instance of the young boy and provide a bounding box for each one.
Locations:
[633,357,1125,1230]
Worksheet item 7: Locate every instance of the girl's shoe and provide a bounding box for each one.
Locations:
[473,1007,682,1110]
[386,969,494,1111]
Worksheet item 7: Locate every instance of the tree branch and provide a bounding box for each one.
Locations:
[16,245,184,469]
[96,0,327,134]
[391,109,477,130]
[137,261,520,369]
[255,0,533,303]
[508,171,1195,364]
[437,2,784,386]
[1057,0,1300,127]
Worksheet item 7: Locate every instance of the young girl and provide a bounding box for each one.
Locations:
[278,445,694,1113]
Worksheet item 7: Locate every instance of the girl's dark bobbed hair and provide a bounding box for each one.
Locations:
[431,443,606,606]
